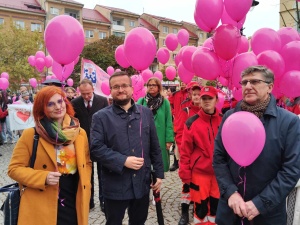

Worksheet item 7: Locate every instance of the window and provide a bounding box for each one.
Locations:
[50,7,59,15]
[173,28,178,34]
[85,30,94,38]
[162,39,166,46]
[173,54,177,60]
[113,32,125,37]
[130,21,135,27]
[66,12,78,19]
[0,18,4,25]
[99,32,107,39]
[113,19,122,25]
[31,23,42,32]
[199,33,204,39]
[14,21,25,29]
[163,26,169,34]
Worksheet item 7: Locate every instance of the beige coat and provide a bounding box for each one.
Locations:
[8,127,92,225]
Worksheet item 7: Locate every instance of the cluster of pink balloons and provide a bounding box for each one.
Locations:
[194,0,251,33]
[0,72,9,90]
[28,51,53,73]
[164,29,190,53]
[44,15,84,81]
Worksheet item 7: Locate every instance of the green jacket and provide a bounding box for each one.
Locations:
[137,97,174,172]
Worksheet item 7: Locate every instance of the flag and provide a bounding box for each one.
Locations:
[81,58,110,96]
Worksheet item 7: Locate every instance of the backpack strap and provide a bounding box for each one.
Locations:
[30,128,39,168]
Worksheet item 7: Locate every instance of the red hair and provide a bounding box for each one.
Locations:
[33,86,75,121]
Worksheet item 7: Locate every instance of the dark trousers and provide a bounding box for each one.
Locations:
[104,193,150,225]
[90,162,104,205]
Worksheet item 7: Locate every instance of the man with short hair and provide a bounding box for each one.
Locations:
[71,78,108,211]
[90,71,164,225]
[213,66,300,225]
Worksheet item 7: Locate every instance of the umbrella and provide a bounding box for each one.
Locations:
[151,171,164,225]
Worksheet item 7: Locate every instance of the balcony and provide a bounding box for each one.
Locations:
[112,24,125,31]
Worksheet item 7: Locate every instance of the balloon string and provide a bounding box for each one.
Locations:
[238,167,247,225]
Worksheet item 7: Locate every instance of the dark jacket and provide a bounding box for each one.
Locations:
[213,95,300,225]
[90,102,164,200]
[71,94,108,141]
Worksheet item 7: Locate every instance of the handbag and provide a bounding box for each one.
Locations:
[0,128,39,225]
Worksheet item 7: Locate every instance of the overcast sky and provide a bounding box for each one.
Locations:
[76,0,280,37]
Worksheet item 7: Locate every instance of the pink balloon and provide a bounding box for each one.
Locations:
[35,51,45,60]
[51,75,57,79]
[74,56,80,65]
[202,37,214,50]
[67,78,73,87]
[45,55,53,68]
[232,87,243,101]
[178,62,194,84]
[156,47,170,64]
[174,55,181,67]
[218,76,228,86]
[0,78,9,90]
[141,69,153,83]
[124,27,157,71]
[192,47,221,80]
[101,81,110,96]
[29,78,37,88]
[131,75,145,101]
[177,29,189,46]
[182,46,197,73]
[1,72,9,80]
[195,0,223,33]
[280,70,300,98]
[216,92,225,111]
[238,36,249,54]
[221,111,266,166]
[221,6,246,29]
[165,33,178,51]
[194,11,212,33]
[219,58,234,79]
[213,24,241,61]
[115,69,121,72]
[44,15,85,65]
[174,47,185,67]
[107,66,114,76]
[251,28,281,55]
[46,75,52,80]
[257,50,285,79]
[154,71,163,80]
[224,0,252,22]
[115,45,130,68]
[35,58,45,71]
[280,41,300,72]
[28,55,36,66]
[165,66,176,80]
[277,27,300,49]
[232,52,258,88]
[52,61,74,81]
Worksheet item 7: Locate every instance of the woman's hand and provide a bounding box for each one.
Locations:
[46,172,61,185]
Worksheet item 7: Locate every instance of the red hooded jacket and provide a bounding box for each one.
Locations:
[179,108,222,184]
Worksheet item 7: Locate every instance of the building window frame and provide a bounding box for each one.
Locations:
[162,39,166,46]
[0,18,4,25]
[99,32,107,39]
[31,23,42,32]
[163,26,169,34]
[173,28,178,34]
[14,20,25,29]
[50,7,59,15]
[85,30,94,38]
[129,20,135,27]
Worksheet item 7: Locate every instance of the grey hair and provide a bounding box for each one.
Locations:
[241,66,274,83]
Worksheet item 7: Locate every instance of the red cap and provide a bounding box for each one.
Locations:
[186,81,199,90]
[200,86,218,98]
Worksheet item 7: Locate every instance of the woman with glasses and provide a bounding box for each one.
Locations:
[8,86,92,225]
[137,77,174,172]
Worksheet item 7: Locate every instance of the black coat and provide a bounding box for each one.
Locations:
[71,94,108,141]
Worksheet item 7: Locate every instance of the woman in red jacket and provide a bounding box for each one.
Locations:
[179,86,222,225]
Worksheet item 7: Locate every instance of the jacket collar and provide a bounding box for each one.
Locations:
[198,108,219,122]
[112,99,141,120]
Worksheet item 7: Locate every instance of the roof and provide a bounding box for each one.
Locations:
[139,18,159,32]
[0,0,45,14]
[82,8,111,24]
[182,26,198,39]
[143,13,181,25]
[97,4,139,17]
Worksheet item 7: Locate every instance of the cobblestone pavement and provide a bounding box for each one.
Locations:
[0,143,194,225]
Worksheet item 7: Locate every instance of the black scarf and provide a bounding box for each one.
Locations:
[240,95,271,118]
[145,93,163,115]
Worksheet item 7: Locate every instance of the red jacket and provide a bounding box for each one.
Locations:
[179,108,222,184]
[175,102,200,152]
[168,89,190,132]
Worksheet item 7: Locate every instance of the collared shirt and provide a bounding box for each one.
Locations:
[84,94,94,108]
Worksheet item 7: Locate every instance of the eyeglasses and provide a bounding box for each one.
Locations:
[111,84,132,90]
[147,84,158,87]
[239,79,271,86]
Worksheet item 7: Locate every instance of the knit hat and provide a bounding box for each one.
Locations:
[200,86,217,98]
[21,91,29,98]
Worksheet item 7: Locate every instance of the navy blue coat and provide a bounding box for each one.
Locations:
[213,95,300,225]
[90,102,164,200]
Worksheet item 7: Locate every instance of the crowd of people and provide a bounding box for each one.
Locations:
[1,65,300,225]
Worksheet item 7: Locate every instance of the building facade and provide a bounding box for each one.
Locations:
[279,0,300,31]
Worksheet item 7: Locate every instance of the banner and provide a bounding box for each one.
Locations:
[81,58,110,97]
[8,104,34,131]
